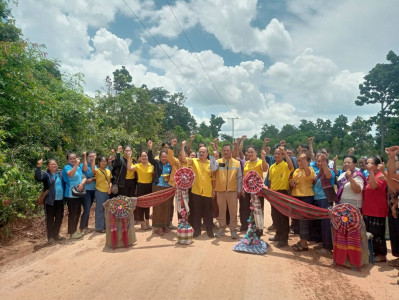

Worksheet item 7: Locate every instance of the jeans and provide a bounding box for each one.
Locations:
[95,190,109,231]
[314,198,333,250]
[80,189,95,230]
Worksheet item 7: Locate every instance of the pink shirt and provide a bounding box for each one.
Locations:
[362,172,388,217]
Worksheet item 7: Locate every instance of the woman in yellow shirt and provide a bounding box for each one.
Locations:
[290,153,316,251]
[90,155,112,233]
[128,152,154,230]
[240,147,268,235]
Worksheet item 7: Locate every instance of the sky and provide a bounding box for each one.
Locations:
[11,0,399,138]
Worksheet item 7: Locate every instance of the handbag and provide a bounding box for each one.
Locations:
[72,184,86,197]
[111,169,121,195]
[37,190,49,205]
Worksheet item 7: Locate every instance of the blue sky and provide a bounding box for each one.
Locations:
[11,0,399,137]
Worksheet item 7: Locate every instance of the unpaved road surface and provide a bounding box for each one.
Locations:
[0,202,398,300]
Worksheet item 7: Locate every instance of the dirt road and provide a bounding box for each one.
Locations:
[0,202,398,300]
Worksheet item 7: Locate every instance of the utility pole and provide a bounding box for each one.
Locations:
[227,117,238,143]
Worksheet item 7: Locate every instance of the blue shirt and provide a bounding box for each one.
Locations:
[312,166,335,200]
[63,164,84,198]
[156,163,171,187]
[80,163,96,191]
[362,169,369,179]
[53,174,64,200]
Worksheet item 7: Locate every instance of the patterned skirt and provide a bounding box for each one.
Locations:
[363,215,387,256]
[152,185,173,228]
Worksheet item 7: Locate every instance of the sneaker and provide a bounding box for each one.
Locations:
[71,231,84,239]
[215,230,225,238]
[231,231,238,239]
[54,235,66,241]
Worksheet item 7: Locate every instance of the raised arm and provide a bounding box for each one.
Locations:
[348,147,355,155]
[147,140,157,166]
[386,146,399,180]
[82,152,88,172]
[113,146,123,170]
[308,137,315,161]
[67,157,80,177]
[299,154,311,177]
[346,170,362,193]
[320,154,332,179]
[262,138,270,152]
[260,149,269,172]
[34,159,48,182]
[232,138,239,159]
[238,135,246,160]
[91,154,97,175]
[126,155,135,171]
[332,155,339,176]
[187,135,195,154]
[282,146,294,171]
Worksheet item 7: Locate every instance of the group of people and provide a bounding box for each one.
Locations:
[34,134,399,266]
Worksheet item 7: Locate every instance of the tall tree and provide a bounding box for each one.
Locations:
[113,66,133,93]
[356,50,399,153]
[332,114,349,139]
[209,114,225,138]
[350,116,374,155]
[260,123,279,139]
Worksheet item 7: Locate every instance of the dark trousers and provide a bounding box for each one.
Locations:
[191,193,213,234]
[272,190,290,242]
[118,179,137,197]
[66,197,83,234]
[296,196,314,241]
[137,182,152,221]
[314,198,333,250]
[45,201,64,239]
[80,189,95,230]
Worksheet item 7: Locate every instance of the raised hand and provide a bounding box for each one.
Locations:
[117,146,123,153]
[148,140,153,150]
[279,139,285,146]
[83,151,87,157]
[348,147,355,154]
[171,138,177,147]
[261,149,266,158]
[37,159,43,167]
[182,140,186,147]
[190,135,195,141]
[385,146,399,158]
[241,135,247,141]
[264,138,270,144]
[75,157,81,167]
[345,170,352,178]
[333,155,338,163]
[377,163,385,173]
[308,137,314,143]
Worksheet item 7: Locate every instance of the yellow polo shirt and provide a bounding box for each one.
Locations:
[189,158,213,198]
[167,149,192,187]
[291,168,316,197]
[126,161,136,179]
[244,159,263,177]
[269,161,294,191]
[95,169,112,193]
[134,163,154,184]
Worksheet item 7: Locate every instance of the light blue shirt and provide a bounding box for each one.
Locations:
[157,163,171,187]
[62,164,84,198]
[312,166,335,200]
[53,174,64,200]
[80,163,96,191]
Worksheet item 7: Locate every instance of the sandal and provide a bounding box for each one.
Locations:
[292,242,308,252]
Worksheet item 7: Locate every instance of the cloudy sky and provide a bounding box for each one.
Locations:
[11,0,399,137]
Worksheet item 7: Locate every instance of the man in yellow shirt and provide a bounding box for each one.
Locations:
[182,146,214,238]
[210,144,242,239]
[268,146,294,248]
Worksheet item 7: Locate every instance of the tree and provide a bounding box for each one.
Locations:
[113,66,132,93]
[298,119,316,137]
[356,50,399,153]
[279,124,298,139]
[350,116,374,155]
[315,118,332,142]
[260,123,279,139]
[209,114,225,138]
[198,122,211,138]
[0,0,21,42]
[332,114,349,139]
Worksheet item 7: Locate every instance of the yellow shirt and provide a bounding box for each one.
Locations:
[244,159,264,177]
[167,149,192,187]
[269,161,294,191]
[291,168,316,197]
[134,163,154,184]
[189,158,213,198]
[95,168,112,193]
[126,161,136,179]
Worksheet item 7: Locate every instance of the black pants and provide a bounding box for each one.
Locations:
[66,197,83,234]
[45,201,64,239]
[118,179,137,197]
[191,193,213,234]
[271,190,289,242]
[137,183,152,221]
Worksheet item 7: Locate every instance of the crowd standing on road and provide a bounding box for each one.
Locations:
[35,135,399,266]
